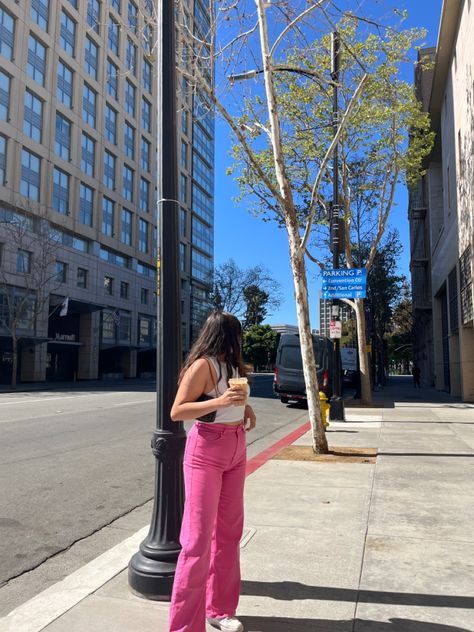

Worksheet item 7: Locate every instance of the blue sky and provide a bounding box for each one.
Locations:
[212,0,443,328]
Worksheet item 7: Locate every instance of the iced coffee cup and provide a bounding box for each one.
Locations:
[228,377,249,405]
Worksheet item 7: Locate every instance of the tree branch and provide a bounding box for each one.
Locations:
[270,1,326,57]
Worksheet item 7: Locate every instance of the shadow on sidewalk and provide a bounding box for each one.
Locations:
[240,580,474,609]
[238,615,471,632]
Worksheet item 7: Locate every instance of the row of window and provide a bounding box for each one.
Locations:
[1,66,152,145]
[1,1,153,78]
[102,311,157,347]
[0,136,152,221]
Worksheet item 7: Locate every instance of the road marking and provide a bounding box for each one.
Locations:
[0,392,151,406]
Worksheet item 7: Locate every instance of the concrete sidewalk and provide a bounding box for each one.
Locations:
[1,377,474,632]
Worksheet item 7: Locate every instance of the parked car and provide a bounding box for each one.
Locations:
[273,333,336,404]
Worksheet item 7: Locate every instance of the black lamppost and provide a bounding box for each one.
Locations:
[128,0,186,600]
[329,31,345,422]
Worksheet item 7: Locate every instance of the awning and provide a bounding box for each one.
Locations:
[50,296,106,315]
[0,335,51,351]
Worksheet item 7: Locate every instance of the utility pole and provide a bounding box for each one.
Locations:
[128,0,186,600]
[329,31,345,422]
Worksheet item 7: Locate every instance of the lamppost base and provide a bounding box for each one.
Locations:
[128,551,177,601]
[329,396,345,422]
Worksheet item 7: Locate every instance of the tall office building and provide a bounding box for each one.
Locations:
[0,0,214,383]
[319,293,354,338]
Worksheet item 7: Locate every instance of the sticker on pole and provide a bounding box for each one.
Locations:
[329,320,342,339]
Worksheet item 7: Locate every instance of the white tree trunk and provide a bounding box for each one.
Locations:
[287,219,328,453]
[354,298,372,405]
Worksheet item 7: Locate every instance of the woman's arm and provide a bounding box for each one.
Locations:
[170,359,245,421]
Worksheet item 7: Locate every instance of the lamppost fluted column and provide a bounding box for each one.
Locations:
[128,0,186,600]
[329,31,345,422]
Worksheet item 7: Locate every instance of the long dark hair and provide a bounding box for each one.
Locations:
[179,311,248,386]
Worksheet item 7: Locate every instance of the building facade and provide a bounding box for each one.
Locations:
[319,294,354,338]
[0,0,214,383]
[409,0,474,400]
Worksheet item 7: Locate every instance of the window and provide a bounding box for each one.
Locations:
[138,218,148,253]
[77,267,88,288]
[20,149,41,201]
[139,177,149,212]
[109,0,120,12]
[23,90,43,143]
[103,150,116,189]
[180,208,186,237]
[181,140,188,169]
[192,216,213,255]
[104,275,113,295]
[191,249,212,282]
[122,165,134,201]
[84,36,99,80]
[57,60,73,107]
[100,246,130,267]
[0,6,15,61]
[0,71,9,121]
[141,97,151,132]
[55,113,71,160]
[143,23,152,54]
[181,109,188,135]
[52,168,70,215]
[143,59,152,93]
[31,0,49,31]
[81,132,95,176]
[180,242,186,272]
[83,84,97,128]
[67,0,78,8]
[125,80,136,117]
[108,16,119,55]
[141,288,148,305]
[192,183,213,224]
[126,38,136,74]
[102,196,114,235]
[128,0,137,33]
[0,135,6,185]
[121,208,132,245]
[104,104,117,144]
[124,122,135,159]
[60,11,76,56]
[27,35,46,86]
[55,261,67,283]
[120,281,129,299]
[79,183,93,226]
[180,174,187,203]
[17,249,32,274]
[153,225,157,258]
[141,137,150,171]
[106,59,118,99]
[87,0,100,34]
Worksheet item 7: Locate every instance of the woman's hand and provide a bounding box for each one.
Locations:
[244,405,256,432]
[218,387,247,408]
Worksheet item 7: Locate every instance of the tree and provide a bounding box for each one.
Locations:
[179,2,432,450]
[385,281,413,374]
[243,324,278,371]
[0,208,61,388]
[243,284,269,329]
[209,259,282,322]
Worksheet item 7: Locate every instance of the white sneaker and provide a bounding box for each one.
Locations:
[207,616,244,632]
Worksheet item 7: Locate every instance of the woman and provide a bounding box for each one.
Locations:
[169,311,257,632]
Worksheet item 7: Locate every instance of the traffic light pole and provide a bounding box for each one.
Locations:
[128,0,186,600]
[329,32,345,422]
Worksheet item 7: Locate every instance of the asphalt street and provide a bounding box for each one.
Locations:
[0,374,308,594]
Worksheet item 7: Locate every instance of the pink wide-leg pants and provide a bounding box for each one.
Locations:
[169,422,246,632]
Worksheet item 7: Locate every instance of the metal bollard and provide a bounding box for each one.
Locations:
[319,391,330,430]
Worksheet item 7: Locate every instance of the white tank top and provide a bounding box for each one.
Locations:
[200,356,248,424]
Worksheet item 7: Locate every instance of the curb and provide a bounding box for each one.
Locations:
[0,419,310,632]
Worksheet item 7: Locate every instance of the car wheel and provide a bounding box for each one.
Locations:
[280,396,289,404]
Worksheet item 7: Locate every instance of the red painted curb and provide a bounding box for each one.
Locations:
[245,421,311,477]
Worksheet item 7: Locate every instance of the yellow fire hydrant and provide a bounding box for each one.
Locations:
[319,391,330,430]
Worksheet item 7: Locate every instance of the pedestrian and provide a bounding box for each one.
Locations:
[412,363,421,388]
[169,311,257,632]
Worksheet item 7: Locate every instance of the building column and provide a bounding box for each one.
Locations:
[20,342,47,382]
[119,349,137,378]
[77,311,100,380]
